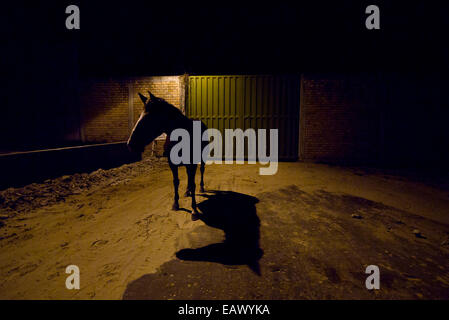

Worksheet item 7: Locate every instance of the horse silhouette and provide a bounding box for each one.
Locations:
[127,91,207,220]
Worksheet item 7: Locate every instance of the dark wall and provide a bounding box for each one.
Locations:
[383,72,449,167]
[300,72,449,167]
[1,2,448,168]
[1,3,81,151]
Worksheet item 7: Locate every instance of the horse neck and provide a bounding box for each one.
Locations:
[162,107,192,134]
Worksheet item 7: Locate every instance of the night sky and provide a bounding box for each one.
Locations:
[4,1,449,77]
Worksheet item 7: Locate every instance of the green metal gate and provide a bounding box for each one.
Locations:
[187,75,300,160]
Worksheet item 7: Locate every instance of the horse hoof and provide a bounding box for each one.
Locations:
[191,213,201,221]
[184,191,191,197]
[172,203,179,211]
[199,187,205,193]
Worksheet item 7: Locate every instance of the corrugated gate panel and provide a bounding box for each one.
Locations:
[187,75,300,160]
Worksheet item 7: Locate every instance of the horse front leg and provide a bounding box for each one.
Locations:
[184,165,192,197]
[169,163,180,211]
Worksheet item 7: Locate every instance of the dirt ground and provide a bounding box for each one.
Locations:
[0,158,448,299]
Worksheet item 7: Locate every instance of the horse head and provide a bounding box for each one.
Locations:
[127,91,172,153]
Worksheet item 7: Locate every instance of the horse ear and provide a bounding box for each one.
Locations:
[148,91,156,101]
[138,93,147,104]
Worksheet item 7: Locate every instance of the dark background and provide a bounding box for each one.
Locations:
[1,1,448,166]
[4,1,448,76]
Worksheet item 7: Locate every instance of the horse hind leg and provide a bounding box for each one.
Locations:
[169,163,180,211]
[187,165,199,218]
[199,162,205,193]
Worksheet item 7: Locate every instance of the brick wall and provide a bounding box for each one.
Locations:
[80,79,129,143]
[299,74,384,164]
[79,75,186,155]
[80,73,387,163]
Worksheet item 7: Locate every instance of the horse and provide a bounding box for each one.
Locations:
[127,91,207,220]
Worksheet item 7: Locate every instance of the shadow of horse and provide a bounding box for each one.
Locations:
[176,190,263,275]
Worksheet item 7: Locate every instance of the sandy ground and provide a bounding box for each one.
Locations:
[0,159,448,299]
